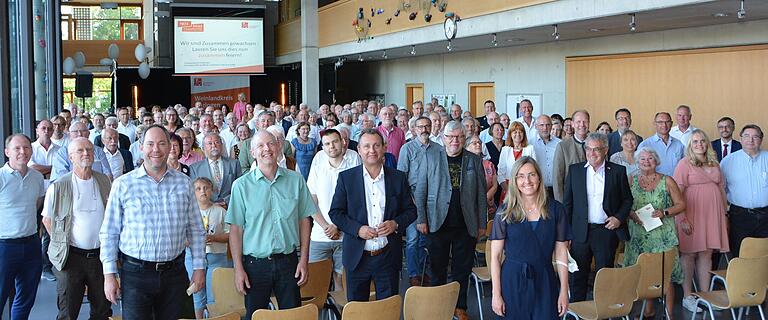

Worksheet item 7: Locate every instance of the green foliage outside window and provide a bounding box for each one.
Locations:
[63,77,114,114]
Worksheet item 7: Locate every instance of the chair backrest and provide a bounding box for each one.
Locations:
[592,264,641,319]
[740,237,768,258]
[179,312,241,320]
[635,248,677,300]
[251,304,318,320]
[342,295,402,320]
[725,256,768,308]
[403,281,459,320]
[300,259,333,311]
[485,220,493,236]
[209,268,246,317]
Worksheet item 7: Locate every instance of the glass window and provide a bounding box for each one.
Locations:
[62,5,142,40]
[63,77,113,114]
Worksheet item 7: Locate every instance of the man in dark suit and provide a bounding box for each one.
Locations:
[712,116,742,161]
[190,133,242,207]
[607,108,643,156]
[564,132,633,302]
[329,129,417,302]
[475,100,495,130]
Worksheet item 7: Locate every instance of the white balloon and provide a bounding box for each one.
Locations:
[63,57,75,74]
[99,58,113,66]
[108,43,120,60]
[138,62,150,79]
[74,52,86,68]
[134,43,146,62]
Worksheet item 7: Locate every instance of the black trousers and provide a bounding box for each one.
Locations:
[728,206,768,257]
[570,224,618,302]
[242,253,301,317]
[426,225,476,310]
[346,246,400,302]
[119,253,192,320]
[53,248,112,320]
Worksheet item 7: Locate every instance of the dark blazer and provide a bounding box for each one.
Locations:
[476,116,489,131]
[279,119,292,137]
[329,165,417,272]
[189,156,242,203]
[563,161,633,242]
[94,133,131,150]
[711,139,742,161]
[607,131,643,157]
[118,149,135,174]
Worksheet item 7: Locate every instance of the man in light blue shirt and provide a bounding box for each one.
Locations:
[532,114,561,197]
[51,121,112,182]
[637,112,684,176]
[0,134,46,319]
[720,124,768,257]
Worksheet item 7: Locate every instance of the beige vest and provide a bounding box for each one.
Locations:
[47,172,111,271]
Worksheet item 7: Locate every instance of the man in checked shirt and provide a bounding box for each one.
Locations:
[99,125,206,320]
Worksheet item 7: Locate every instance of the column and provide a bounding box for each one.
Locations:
[33,0,49,120]
[300,0,319,109]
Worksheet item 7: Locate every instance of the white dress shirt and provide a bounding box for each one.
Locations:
[585,161,608,224]
[307,150,362,242]
[117,121,137,144]
[362,166,388,251]
[208,158,225,192]
[104,147,125,179]
[29,141,60,188]
[670,125,696,146]
[514,117,538,142]
[533,136,561,187]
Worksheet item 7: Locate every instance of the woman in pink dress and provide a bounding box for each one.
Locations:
[673,129,729,312]
[232,93,248,123]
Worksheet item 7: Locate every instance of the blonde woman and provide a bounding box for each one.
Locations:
[490,157,571,319]
[673,129,729,312]
[233,92,248,123]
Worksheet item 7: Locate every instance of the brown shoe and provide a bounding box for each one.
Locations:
[409,276,422,287]
[454,308,470,320]
[421,274,431,286]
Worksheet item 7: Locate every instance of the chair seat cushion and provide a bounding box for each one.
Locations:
[568,301,598,320]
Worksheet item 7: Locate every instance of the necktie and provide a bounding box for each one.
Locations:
[212,160,222,192]
[723,144,729,158]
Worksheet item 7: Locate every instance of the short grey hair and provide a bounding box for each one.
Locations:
[443,120,465,136]
[265,124,285,141]
[105,116,118,126]
[67,137,93,154]
[634,146,661,165]
[203,132,222,144]
[585,132,608,148]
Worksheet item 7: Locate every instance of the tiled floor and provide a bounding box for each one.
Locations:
[5,271,765,320]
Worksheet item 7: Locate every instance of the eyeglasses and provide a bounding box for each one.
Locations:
[415,125,431,129]
[741,134,763,141]
[654,121,673,125]
[585,146,606,153]
[444,134,463,141]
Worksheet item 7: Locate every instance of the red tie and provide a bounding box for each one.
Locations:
[723,144,729,157]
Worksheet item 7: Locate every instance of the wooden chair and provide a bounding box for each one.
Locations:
[251,303,318,320]
[341,294,402,320]
[709,237,768,290]
[470,239,493,320]
[299,258,333,317]
[403,281,459,320]
[179,311,241,320]
[207,268,246,317]
[474,221,494,265]
[564,264,641,320]
[635,248,677,319]
[691,256,768,320]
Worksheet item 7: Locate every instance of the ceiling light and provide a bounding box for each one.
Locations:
[506,38,525,42]
[382,50,387,59]
[491,33,498,47]
[589,28,602,32]
[712,12,728,18]
[737,0,746,19]
[358,54,363,62]
[447,41,452,51]
[551,25,559,40]
[410,45,416,55]
[629,13,637,32]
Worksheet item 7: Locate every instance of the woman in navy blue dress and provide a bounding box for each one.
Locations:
[490,156,572,319]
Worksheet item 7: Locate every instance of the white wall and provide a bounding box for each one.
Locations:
[344,19,768,116]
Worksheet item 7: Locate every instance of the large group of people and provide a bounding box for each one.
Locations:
[0,97,765,320]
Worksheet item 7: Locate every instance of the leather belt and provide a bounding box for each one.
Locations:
[731,205,768,215]
[0,234,36,243]
[121,253,184,272]
[69,246,99,258]
[364,245,389,256]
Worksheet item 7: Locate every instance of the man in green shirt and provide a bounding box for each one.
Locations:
[226,130,315,317]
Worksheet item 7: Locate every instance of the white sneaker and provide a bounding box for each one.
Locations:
[682,296,703,313]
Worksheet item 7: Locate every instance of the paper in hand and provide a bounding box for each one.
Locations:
[636,203,663,232]
[186,282,198,296]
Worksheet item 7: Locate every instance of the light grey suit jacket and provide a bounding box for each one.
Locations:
[189,156,242,204]
[553,137,586,202]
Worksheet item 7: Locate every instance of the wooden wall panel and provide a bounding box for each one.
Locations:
[62,40,144,66]
[277,0,554,56]
[566,45,768,142]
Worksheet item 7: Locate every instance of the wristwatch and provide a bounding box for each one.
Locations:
[663,210,670,217]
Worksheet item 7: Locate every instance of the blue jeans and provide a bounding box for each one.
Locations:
[120,254,191,320]
[184,250,233,310]
[0,235,42,320]
[242,253,301,317]
[405,222,427,278]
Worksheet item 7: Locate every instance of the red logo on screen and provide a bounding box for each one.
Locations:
[193,78,203,86]
[242,22,249,28]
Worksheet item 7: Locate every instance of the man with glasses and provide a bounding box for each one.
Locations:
[51,115,68,147]
[89,114,106,144]
[711,117,742,161]
[720,124,768,257]
[564,132,633,302]
[532,115,561,197]
[51,122,113,182]
[117,107,138,144]
[95,116,131,150]
[608,108,643,157]
[637,112,685,176]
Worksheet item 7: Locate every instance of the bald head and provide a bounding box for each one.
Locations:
[68,137,95,169]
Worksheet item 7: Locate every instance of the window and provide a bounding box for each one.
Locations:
[61,5,142,40]
[62,77,113,114]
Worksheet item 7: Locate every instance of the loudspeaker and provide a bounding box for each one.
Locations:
[75,73,93,98]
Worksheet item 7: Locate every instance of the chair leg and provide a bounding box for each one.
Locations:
[420,248,429,286]
[639,299,646,319]
[565,310,578,319]
[757,305,766,320]
[471,274,483,320]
